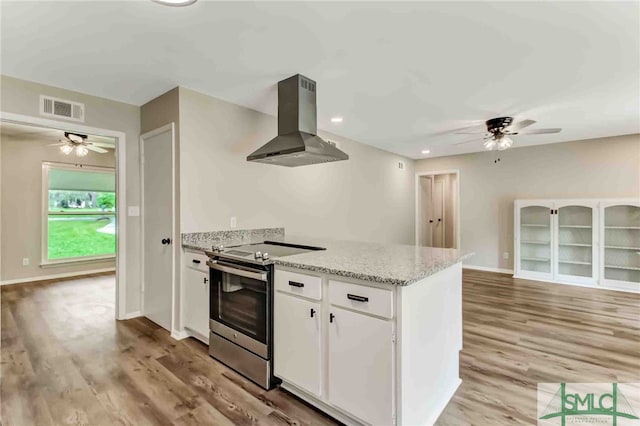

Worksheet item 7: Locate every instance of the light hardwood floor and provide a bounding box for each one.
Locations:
[2,270,639,425]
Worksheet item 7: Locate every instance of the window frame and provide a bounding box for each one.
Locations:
[41,161,117,266]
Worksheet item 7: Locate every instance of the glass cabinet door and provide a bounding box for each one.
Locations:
[519,205,552,275]
[603,204,640,284]
[556,205,595,281]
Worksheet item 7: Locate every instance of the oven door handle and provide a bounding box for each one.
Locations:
[207,260,268,281]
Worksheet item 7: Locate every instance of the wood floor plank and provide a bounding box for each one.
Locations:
[2,270,638,426]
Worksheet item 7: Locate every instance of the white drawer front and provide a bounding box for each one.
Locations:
[185,252,208,273]
[276,270,322,300]
[329,280,393,319]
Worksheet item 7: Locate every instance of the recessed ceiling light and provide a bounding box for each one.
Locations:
[421,149,431,154]
[152,0,198,6]
[330,117,343,123]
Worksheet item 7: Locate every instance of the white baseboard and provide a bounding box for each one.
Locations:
[463,264,514,275]
[120,311,142,320]
[171,329,190,340]
[0,267,116,286]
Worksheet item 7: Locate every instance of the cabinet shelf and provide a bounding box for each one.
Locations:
[559,225,592,229]
[521,224,549,227]
[521,257,550,262]
[559,242,592,247]
[605,246,640,251]
[559,260,591,266]
[521,240,550,245]
[605,264,640,271]
[605,226,640,230]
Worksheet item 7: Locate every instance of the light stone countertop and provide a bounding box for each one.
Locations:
[182,231,472,286]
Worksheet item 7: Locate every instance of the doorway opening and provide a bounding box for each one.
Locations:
[416,171,459,249]
[0,114,127,319]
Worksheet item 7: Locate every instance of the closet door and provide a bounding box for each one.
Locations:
[515,201,554,281]
[600,201,640,292]
[554,201,598,285]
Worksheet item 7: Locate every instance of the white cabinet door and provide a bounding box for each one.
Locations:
[274,292,322,397]
[554,201,598,285]
[183,266,210,339]
[600,201,640,292]
[515,201,554,281]
[328,306,394,426]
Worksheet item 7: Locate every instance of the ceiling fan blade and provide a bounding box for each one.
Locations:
[86,145,108,154]
[89,142,115,148]
[453,130,487,135]
[505,119,536,133]
[453,137,485,146]
[520,128,562,134]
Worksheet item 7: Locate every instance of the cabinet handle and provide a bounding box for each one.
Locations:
[192,259,201,264]
[347,294,369,303]
[288,281,304,288]
[203,277,209,285]
[310,308,316,318]
[329,313,335,323]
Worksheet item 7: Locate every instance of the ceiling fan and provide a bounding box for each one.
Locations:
[48,132,114,157]
[454,117,562,151]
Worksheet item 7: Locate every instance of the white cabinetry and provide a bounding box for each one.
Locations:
[274,292,322,397]
[600,201,640,292]
[515,198,639,292]
[274,264,463,426]
[181,250,210,342]
[328,306,394,426]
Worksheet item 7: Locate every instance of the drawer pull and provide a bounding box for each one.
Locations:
[347,294,369,303]
[192,259,201,264]
[289,281,305,288]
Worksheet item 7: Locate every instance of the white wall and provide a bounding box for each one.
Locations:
[1,134,116,281]
[0,76,141,313]
[177,87,415,244]
[415,134,640,271]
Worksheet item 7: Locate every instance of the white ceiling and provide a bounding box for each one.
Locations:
[1,1,638,158]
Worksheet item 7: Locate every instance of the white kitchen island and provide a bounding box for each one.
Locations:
[272,240,471,426]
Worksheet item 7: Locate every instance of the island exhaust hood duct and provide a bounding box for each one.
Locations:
[246,74,349,167]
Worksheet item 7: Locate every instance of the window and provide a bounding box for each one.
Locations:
[43,163,116,264]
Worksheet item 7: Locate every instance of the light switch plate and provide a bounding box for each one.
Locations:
[128,206,140,217]
[230,216,237,228]
[22,258,29,266]
[503,252,510,260]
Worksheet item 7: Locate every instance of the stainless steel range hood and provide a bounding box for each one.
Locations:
[247,74,349,167]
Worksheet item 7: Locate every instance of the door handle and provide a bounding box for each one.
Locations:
[203,277,208,285]
[310,308,316,318]
[161,238,171,245]
[329,313,335,323]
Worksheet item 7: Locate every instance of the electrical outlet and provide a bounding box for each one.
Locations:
[230,216,237,228]
[22,257,30,266]
[398,161,405,170]
[503,252,509,260]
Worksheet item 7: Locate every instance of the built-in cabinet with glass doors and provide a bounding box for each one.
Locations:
[515,199,639,292]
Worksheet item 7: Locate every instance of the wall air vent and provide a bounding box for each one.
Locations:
[39,95,85,122]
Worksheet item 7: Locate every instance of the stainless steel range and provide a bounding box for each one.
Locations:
[205,240,324,389]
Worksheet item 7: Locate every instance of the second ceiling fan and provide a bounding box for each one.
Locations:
[454,117,561,151]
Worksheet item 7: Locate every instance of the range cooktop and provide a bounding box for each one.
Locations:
[208,241,325,265]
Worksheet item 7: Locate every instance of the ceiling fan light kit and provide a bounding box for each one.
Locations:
[60,144,74,155]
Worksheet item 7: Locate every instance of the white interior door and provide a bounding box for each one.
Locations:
[419,177,433,246]
[431,177,445,248]
[141,124,175,331]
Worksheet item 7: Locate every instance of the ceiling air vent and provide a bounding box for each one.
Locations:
[39,95,85,122]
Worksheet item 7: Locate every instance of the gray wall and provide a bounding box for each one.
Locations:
[178,87,416,244]
[415,134,640,271]
[1,134,116,281]
[0,76,141,313]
